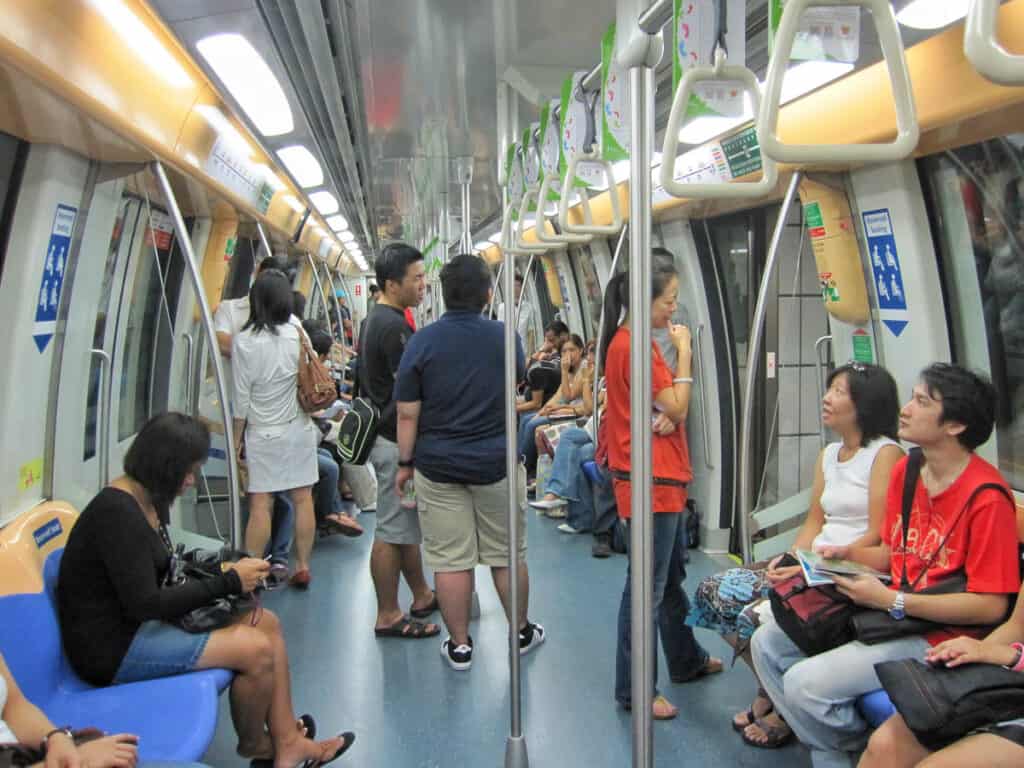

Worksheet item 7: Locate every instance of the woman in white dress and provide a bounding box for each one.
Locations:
[233,270,320,588]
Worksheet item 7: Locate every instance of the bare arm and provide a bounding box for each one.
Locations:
[396,400,421,464]
[0,653,57,746]
[904,591,1010,626]
[216,331,232,358]
[792,450,827,551]
[516,389,544,414]
[653,325,692,423]
[845,444,904,550]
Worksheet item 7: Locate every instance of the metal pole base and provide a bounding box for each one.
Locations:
[504,736,529,768]
[471,590,481,619]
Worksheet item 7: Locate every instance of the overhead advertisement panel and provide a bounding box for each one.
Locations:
[768,0,861,63]
[601,23,629,163]
[559,71,603,189]
[673,0,747,120]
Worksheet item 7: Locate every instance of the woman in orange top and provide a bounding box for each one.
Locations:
[602,248,722,720]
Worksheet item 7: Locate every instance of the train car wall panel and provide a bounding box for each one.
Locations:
[0,145,90,527]
[849,160,954,437]
[659,218,728,553]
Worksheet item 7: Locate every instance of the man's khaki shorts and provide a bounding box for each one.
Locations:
[415,467,527,572]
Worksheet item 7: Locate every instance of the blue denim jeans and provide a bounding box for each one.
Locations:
[314,447,342,524]
[750,619,930,768]
[614,511,709,705]
[546,428,594,530]
[518,413,550,474]
[591,464,618,537]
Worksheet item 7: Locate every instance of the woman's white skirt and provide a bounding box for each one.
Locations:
[245,416,319,493]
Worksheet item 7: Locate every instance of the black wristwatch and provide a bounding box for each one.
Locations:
[43,726,74,751]
[398,458,415,468]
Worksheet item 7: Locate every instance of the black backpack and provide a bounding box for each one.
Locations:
[335,396,379,465]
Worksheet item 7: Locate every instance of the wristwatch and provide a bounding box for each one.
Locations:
[889,591,906,621]
[398,458,414,468]
[42,726,74,752]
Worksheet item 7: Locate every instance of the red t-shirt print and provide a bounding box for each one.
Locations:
[881,453,1021,645]
[604,327,692,519]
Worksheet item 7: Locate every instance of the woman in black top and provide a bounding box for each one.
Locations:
[57,413,353,767]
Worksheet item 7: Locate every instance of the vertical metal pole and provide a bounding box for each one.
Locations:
[628,64,655,768]
[516,254,535,316]
[256,221,273,262]
[592,225,628,433]
[153,161,242,548]
[461,181,472,253]
[737,171,803,564]
[487,260,505,316]
[308,253,331,329]
[504,191,529,768]
[324,268,347,346]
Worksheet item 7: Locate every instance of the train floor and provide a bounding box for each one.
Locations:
[202,507,811,767]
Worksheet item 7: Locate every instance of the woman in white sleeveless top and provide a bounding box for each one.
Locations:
[687,362,904,748]
[0,651,138,765]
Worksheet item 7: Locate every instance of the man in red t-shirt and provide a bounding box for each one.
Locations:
[750,363,1020,768]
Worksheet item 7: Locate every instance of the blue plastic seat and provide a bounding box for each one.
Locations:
[0,549,231,763]
[581,460,603,485]
[857,689,896,728]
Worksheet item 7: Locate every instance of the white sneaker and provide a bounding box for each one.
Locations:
[528,498,567,510]
[546,506,568,519]
[441,636,473,671]
[558,523,581,534]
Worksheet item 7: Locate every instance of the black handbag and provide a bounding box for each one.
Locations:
[851,449,1014,645]
[163,542,259,633]
[875,657,1024,750]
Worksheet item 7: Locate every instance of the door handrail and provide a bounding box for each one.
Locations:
[90,348,112,489]
[965,0,1024,86]
[661,49,778,199]
[757,0,919,164]
[558,150,624,235]
[182,332,195,410]
[695,324,715,470]
[814,335,833,447]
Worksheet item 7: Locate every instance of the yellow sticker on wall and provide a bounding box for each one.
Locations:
[19,458,43,491]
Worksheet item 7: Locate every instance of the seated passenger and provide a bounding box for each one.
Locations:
[750,363,1020,768]
[56,413,354,768]
[0,650,138,767]
[518,334,587,481]
[394,253,545,671]
[687,362,903,748]
[528,321,569,365]
[859,581,1024,768]
[603,250,722,721]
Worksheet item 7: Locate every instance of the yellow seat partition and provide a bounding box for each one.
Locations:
[0,502,78,596]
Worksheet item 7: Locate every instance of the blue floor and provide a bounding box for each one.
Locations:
[203,510,811,767]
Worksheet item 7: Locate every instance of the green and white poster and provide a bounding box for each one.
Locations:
[558,71,603,189]
[522,124,540,213]
[538,99,561,205]
[768,0,860,63]
[505,143,524,220]
[673,0,747,119]
[601,23,629,163]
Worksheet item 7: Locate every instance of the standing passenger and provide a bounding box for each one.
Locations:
[394,253,544,670]
[603,249,722,720]
[360,243,439,639]
[232,271,320,587]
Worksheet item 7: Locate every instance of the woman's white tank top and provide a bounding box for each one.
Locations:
[812,437,901,550]
[0,673,17,743]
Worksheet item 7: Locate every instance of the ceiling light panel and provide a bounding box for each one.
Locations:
[326,215,349,231]
[276,145,323,188]
[309,191,339,215]
[340,231,355,243]
[196,33,294,137]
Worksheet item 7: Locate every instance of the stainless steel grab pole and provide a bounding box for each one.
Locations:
[695,325,715,470]
[592,225,628,435]
[90,349,112,488]
[628,63,656,768]
[182,333,194,410]
[814,334,833,448]
[256,221,273,263]
[504,190,529,768]
[307,253,331,332]
[516,255,535,317]
[323,268,347,346]
[737,171,803,564]
[153,161,243,549]
[486,261,505,317]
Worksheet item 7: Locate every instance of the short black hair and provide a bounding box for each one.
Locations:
[369,284,380,295]
[309,328,333,357]
[826,363,900,445]
[562,333,585,352]
[292,290,306,319]
[257,256,282,274]
[124,412,209,523]
[441,253,491,312]
[376,243,424,293]
[547,320,570,337]
[244,271,293,334]
[920,363,997,450]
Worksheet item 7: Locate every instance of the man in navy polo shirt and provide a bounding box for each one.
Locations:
[394,253,546,671]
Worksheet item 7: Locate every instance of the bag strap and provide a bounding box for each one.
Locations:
[903,467,1014,592]
[899,448,925,589]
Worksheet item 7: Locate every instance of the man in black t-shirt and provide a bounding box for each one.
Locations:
[359,243,439,639]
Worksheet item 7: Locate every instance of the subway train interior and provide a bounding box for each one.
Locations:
[0,0,1023,766]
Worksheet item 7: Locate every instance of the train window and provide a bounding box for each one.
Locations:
[0,132,27,286]
[568,245,602,341]
[531,258,557,331]
[116,210,186,440]
[922,136,1024,489]
[222,236,258,300]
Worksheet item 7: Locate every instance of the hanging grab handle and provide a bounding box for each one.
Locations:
[534,175,593,245]
[660,50,778,199]
[757,0,919,165]
[516,186,566,251]
[557,151,624,235]
[965,0,1024,86]
[502,204,550,255]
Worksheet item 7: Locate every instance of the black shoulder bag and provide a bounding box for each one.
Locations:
[851,449,1013,645]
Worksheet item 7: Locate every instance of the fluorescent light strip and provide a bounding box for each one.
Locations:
[474,241,493,252]
[88,0,191,88]
[196,34,294,137]
[309,191,339,215]
[326,215,349,232]
[339,231,355,243]
[277,145,323,188]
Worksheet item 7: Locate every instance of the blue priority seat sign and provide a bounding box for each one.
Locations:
[862,208,909,337]
[33,203,77,352]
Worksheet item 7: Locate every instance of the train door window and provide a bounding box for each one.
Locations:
[921,136,1024,488]
[568,245,602,341]
[0,132,27,285]
[531,258,557,330]
[116,206,186,440]
[222,236,258,300]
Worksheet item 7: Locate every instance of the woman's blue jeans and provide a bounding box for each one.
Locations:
[518,413,550,474]
[546,427,595,530]
[614,510,709,706]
